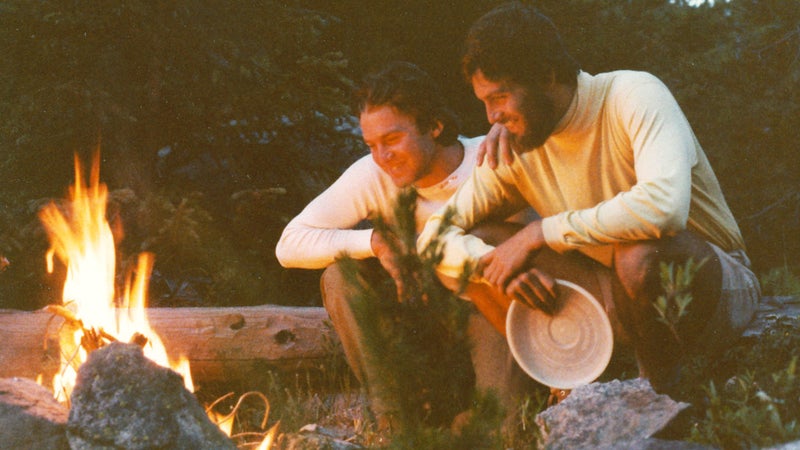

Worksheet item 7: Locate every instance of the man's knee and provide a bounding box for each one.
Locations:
[320,263,347,309]
[322,259,385,300]
[613,241,661,301]
[321,260,376,313]
[613,231,721,303]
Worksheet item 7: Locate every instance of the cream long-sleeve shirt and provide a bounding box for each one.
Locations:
[419,70,746,278]
[276,136,488,269]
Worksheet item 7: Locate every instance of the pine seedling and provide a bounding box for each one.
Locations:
[338,188,480,437]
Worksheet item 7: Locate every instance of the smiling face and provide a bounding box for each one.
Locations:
[360,104,442,188]
[471,69,559,151]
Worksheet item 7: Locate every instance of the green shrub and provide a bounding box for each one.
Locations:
[760,266,800,297]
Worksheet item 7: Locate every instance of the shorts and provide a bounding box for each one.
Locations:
[695,244,761,354]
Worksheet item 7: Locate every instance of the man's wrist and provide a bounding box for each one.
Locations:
[524,220,545,252]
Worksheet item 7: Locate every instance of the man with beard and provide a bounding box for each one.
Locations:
[418,2,761,394]
[276,61,534,435]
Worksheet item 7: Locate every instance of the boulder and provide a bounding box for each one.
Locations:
[0,377,69,449]
[536,378,699,450]
[743,296,800,337]
[67,342,235,450]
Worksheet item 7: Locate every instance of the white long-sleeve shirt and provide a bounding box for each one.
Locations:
[276,136,488,269]
[419,70,746,278]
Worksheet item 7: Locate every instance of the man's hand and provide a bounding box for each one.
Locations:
[506,268,558,314]
[478,220,544,287]
[477,220,557,313]
[477,123,515,169]
[370,230,406,301]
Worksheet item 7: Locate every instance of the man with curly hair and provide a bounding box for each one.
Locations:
[277,61,534,434]
[419,2,761,394]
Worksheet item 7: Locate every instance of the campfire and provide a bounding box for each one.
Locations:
[38,152,192,401]
[36,151,277,449]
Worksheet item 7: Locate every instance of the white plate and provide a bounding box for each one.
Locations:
[505,279,613,389]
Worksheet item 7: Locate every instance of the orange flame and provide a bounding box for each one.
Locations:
[39,152,192,400]
[257,422,280,450]
[206,391,277,448]
[208,409,235,437]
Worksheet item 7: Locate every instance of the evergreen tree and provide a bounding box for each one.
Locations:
[338,188,477,434]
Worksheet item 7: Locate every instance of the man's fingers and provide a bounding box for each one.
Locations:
[538,273,557,299]
[482,263,501,287]
[499,126,515,165]
[507,271,557,314]
[484,140,498,169]
[477,141,487,166]
[480,123,508,169]
[481,259,512,290]
[510,281,552,314]
[518,292,553,315]
[502,148,514,165]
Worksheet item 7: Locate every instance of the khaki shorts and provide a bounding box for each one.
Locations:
[588,243,761,354]
[695,244,761,354]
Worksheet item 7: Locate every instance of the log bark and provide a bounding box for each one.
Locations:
[1,296,796,393]
[0,305,339,389]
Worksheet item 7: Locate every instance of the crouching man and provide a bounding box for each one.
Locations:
[276,61,535,435]
[418,2,761,395]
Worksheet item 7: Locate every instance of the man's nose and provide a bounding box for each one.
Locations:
[486,106,502,124]
[376,146,394,163]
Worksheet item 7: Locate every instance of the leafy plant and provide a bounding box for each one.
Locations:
[690,358,800,449]
[760,266,800,297]
[652,257,707,344]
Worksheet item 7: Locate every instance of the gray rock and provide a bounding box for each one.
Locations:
[743,296,800,337]
[0,377,70,449]
[536,378,691,450]
[279,429,363,450]
[765,440,800,450]
[66,342,235,450]
[595,438,716,449]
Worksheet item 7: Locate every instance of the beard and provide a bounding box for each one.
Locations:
[510,88,560,151]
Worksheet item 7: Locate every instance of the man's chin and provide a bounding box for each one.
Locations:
[511,133,542,153]
[513,127,552,151]
[391,177,414,188]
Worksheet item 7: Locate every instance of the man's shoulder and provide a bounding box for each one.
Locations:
[459,135,484,164]
[344,153,384,177]
[587,70,673,109]
[594,69,660,82]
[591,70,664,91]
[333,153,396,194]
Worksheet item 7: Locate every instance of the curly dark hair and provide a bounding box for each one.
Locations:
[462,2,579,88]
[354,61,460,146]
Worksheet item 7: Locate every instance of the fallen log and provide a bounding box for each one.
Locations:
[1,296,797,393]
[0,305,339,389]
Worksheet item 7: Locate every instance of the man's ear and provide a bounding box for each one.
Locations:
[431,120,444,139]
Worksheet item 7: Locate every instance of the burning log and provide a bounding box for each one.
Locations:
[0,305,339,390]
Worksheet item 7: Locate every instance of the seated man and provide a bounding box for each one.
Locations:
[275,61,533,432]
[418,2,761,394]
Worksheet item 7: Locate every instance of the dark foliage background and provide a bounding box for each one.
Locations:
[0,0,797,309]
